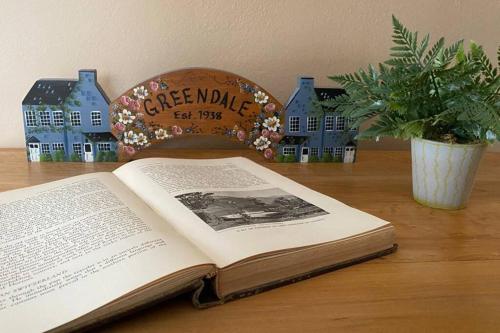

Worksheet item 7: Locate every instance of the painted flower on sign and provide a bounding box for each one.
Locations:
[270,131,281,142]
[123,130,137,145]
[263,116,280,132]
[120,95,131,106]
[129,99,141,111]
[264,148,274,159]
[136,133,148,146]
[124,145,135,156]
[133,86,148,100]
[253,136,271,151]
[114,122,125,132]
[172,125,183,136]
[237,130,246,141]
[254,91,269,104]
[264,103,276,113]
[118,109,136,124]
[149,80,159,92]
[155,128,171,140]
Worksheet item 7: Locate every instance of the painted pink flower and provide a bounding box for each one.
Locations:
[264,148,274,159]
[237,130,246,141]
[270,131,282,142]
[261,129,270,138]
[124,145,135,156]
[149,81,159,92]
[120,95,131,106]
[264,103,276,113]
[129,99,141,111]
[172,125,183,136]
[114,122,125,132]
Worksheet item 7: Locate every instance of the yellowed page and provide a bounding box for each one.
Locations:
[113,157,391,267]
[0,173,212,333]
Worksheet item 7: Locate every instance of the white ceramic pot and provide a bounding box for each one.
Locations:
[411,137,486,210]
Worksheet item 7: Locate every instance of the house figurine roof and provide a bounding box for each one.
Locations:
[314,88,345,102]
[22,69,110,106]
[284,76,345,108]
[22,79,77,105]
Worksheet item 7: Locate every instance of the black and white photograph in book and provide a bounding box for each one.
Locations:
[175,188,328,231]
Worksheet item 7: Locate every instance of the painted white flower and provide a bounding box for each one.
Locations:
[155,128,172,140]
[133,86,149,99]
[254,91,269,104]
[123,130,137,145]
[263,116,280,132]
[118,109,136,124]
[253,136,271,151]
[136,133,148,146]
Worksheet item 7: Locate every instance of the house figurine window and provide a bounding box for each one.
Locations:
[39,111,51,126]
[283,146,296,155]
[53,111,64,126]
[97,143,111,151]
[310,147,319,156]
[41,143,50,154]
[335,116,346,131]
[307,117,318,132]
[289,116,300,132]
[71,112,81,126]
[334,147,343,158]
[325,116,334,131]
[52,143,64,151]
[323,147,334,155]
[91,111,102,126]
[25,110,37,127]
[73,143,82,157]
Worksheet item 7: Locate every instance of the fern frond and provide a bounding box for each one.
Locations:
[439,40,464,67]
[470,42,497,82]
[417,33,430,59]
[391,15,422,66]
[497,45,500,67]
[423,37,445,69]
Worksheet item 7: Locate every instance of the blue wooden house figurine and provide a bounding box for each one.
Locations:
[22,69,117,162]
[278,77,358,163]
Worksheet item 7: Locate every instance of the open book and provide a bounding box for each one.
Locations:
[0,157,396,332]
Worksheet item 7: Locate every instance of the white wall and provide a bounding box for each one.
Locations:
[1,0,498,150]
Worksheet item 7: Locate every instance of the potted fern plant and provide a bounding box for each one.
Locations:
[322,16,499,209]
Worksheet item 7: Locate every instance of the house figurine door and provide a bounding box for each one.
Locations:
[84,143,94,162]
[300,147,310,163]
[28,143,40,162]
[344,146,356,163]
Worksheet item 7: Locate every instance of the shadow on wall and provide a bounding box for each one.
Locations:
[358,137,410,151]
[142,133,411,151]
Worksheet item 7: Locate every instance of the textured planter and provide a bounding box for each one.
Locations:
[411,138,486,209]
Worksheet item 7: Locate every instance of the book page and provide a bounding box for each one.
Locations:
[114,157,390,267]
[0,173,212,333]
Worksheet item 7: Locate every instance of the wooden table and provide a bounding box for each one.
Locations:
[1,148,499,332]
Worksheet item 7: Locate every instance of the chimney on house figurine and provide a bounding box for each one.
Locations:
[78,69,97,84]
[297,76,314,89]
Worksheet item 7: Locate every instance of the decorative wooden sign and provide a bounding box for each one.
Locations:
[109,68,283,161]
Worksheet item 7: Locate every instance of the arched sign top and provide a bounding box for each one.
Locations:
[109,68,284,160]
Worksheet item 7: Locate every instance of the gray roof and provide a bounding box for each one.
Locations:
[22,79,77,105]
[314,88,345,101]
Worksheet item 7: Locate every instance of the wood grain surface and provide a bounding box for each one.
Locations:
[1,148,499,333]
